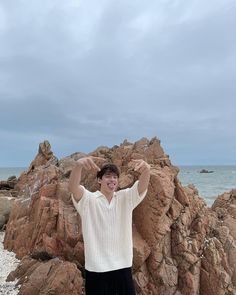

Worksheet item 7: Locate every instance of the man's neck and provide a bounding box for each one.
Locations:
[100,190,114,203]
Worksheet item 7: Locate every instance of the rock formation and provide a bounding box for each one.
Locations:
[0,176,18,229]
[0,193,15,229]
[199,169,214,173]
[3,138,236,295]
[0,176,17,190]
[7,255,83,295]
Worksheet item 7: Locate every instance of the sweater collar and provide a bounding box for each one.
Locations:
[94,191,117,198]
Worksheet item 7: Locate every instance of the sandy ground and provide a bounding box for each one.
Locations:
[0,231,20,295]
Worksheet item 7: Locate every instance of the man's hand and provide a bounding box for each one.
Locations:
[131,159,150,195]
[76,156,106,171]
[69,156,106,202]
[132,159,150,173]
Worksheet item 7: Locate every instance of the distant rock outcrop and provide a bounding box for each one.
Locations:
[199,169,214,173]
[0,176,18,229]
[3,137,236,295]
[0,194,15,229]
[0,176,17,191]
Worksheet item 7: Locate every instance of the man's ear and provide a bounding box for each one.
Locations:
[97,178,101,184]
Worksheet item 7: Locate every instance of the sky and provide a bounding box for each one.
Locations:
[0,0,236,167]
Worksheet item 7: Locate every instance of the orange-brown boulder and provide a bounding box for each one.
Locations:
[7,255,83,295]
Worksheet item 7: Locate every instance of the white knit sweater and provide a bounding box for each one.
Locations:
[72,180,147,272]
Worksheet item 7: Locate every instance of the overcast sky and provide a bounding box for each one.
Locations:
[0,0,236,167]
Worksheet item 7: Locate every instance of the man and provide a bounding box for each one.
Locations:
[68,156,150,295]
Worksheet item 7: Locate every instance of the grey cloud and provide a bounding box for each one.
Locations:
[0,0,236,165]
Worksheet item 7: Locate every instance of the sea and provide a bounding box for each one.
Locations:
[0,167,26,180]
[178,165,236,206]
[0,166,236,207]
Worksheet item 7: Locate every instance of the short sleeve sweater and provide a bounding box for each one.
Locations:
[72,180,147,272]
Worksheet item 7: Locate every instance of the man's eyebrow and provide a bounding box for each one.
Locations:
[104,172,118,176]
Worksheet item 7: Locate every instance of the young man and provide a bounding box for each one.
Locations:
[68,156,150,295]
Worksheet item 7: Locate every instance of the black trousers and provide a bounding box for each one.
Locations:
[85,267,136,295]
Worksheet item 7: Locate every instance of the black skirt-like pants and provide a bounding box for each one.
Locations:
[85,267,136,295]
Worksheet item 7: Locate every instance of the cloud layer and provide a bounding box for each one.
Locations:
[1,0,236,166]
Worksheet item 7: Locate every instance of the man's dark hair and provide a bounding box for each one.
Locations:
[97,163,120,179]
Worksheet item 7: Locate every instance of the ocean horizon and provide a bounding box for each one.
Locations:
[1,165,236,207]
[0,167,27,180]
[178,165,236,206]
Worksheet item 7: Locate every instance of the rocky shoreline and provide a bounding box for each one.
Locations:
[1,138,236,294]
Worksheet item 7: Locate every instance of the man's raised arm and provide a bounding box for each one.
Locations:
[68,156,102,202]
[132,159,151,195]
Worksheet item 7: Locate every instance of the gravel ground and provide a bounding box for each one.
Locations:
[0,231,20,295]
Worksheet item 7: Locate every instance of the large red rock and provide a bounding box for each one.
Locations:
[7,256,83,295]
[3,138,236,294]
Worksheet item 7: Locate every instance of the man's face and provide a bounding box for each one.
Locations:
[99,172,119,193]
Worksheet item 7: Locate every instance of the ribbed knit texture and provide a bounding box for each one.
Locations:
[72,181,147,272]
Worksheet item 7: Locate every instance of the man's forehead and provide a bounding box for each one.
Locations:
[104,172,118,176]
